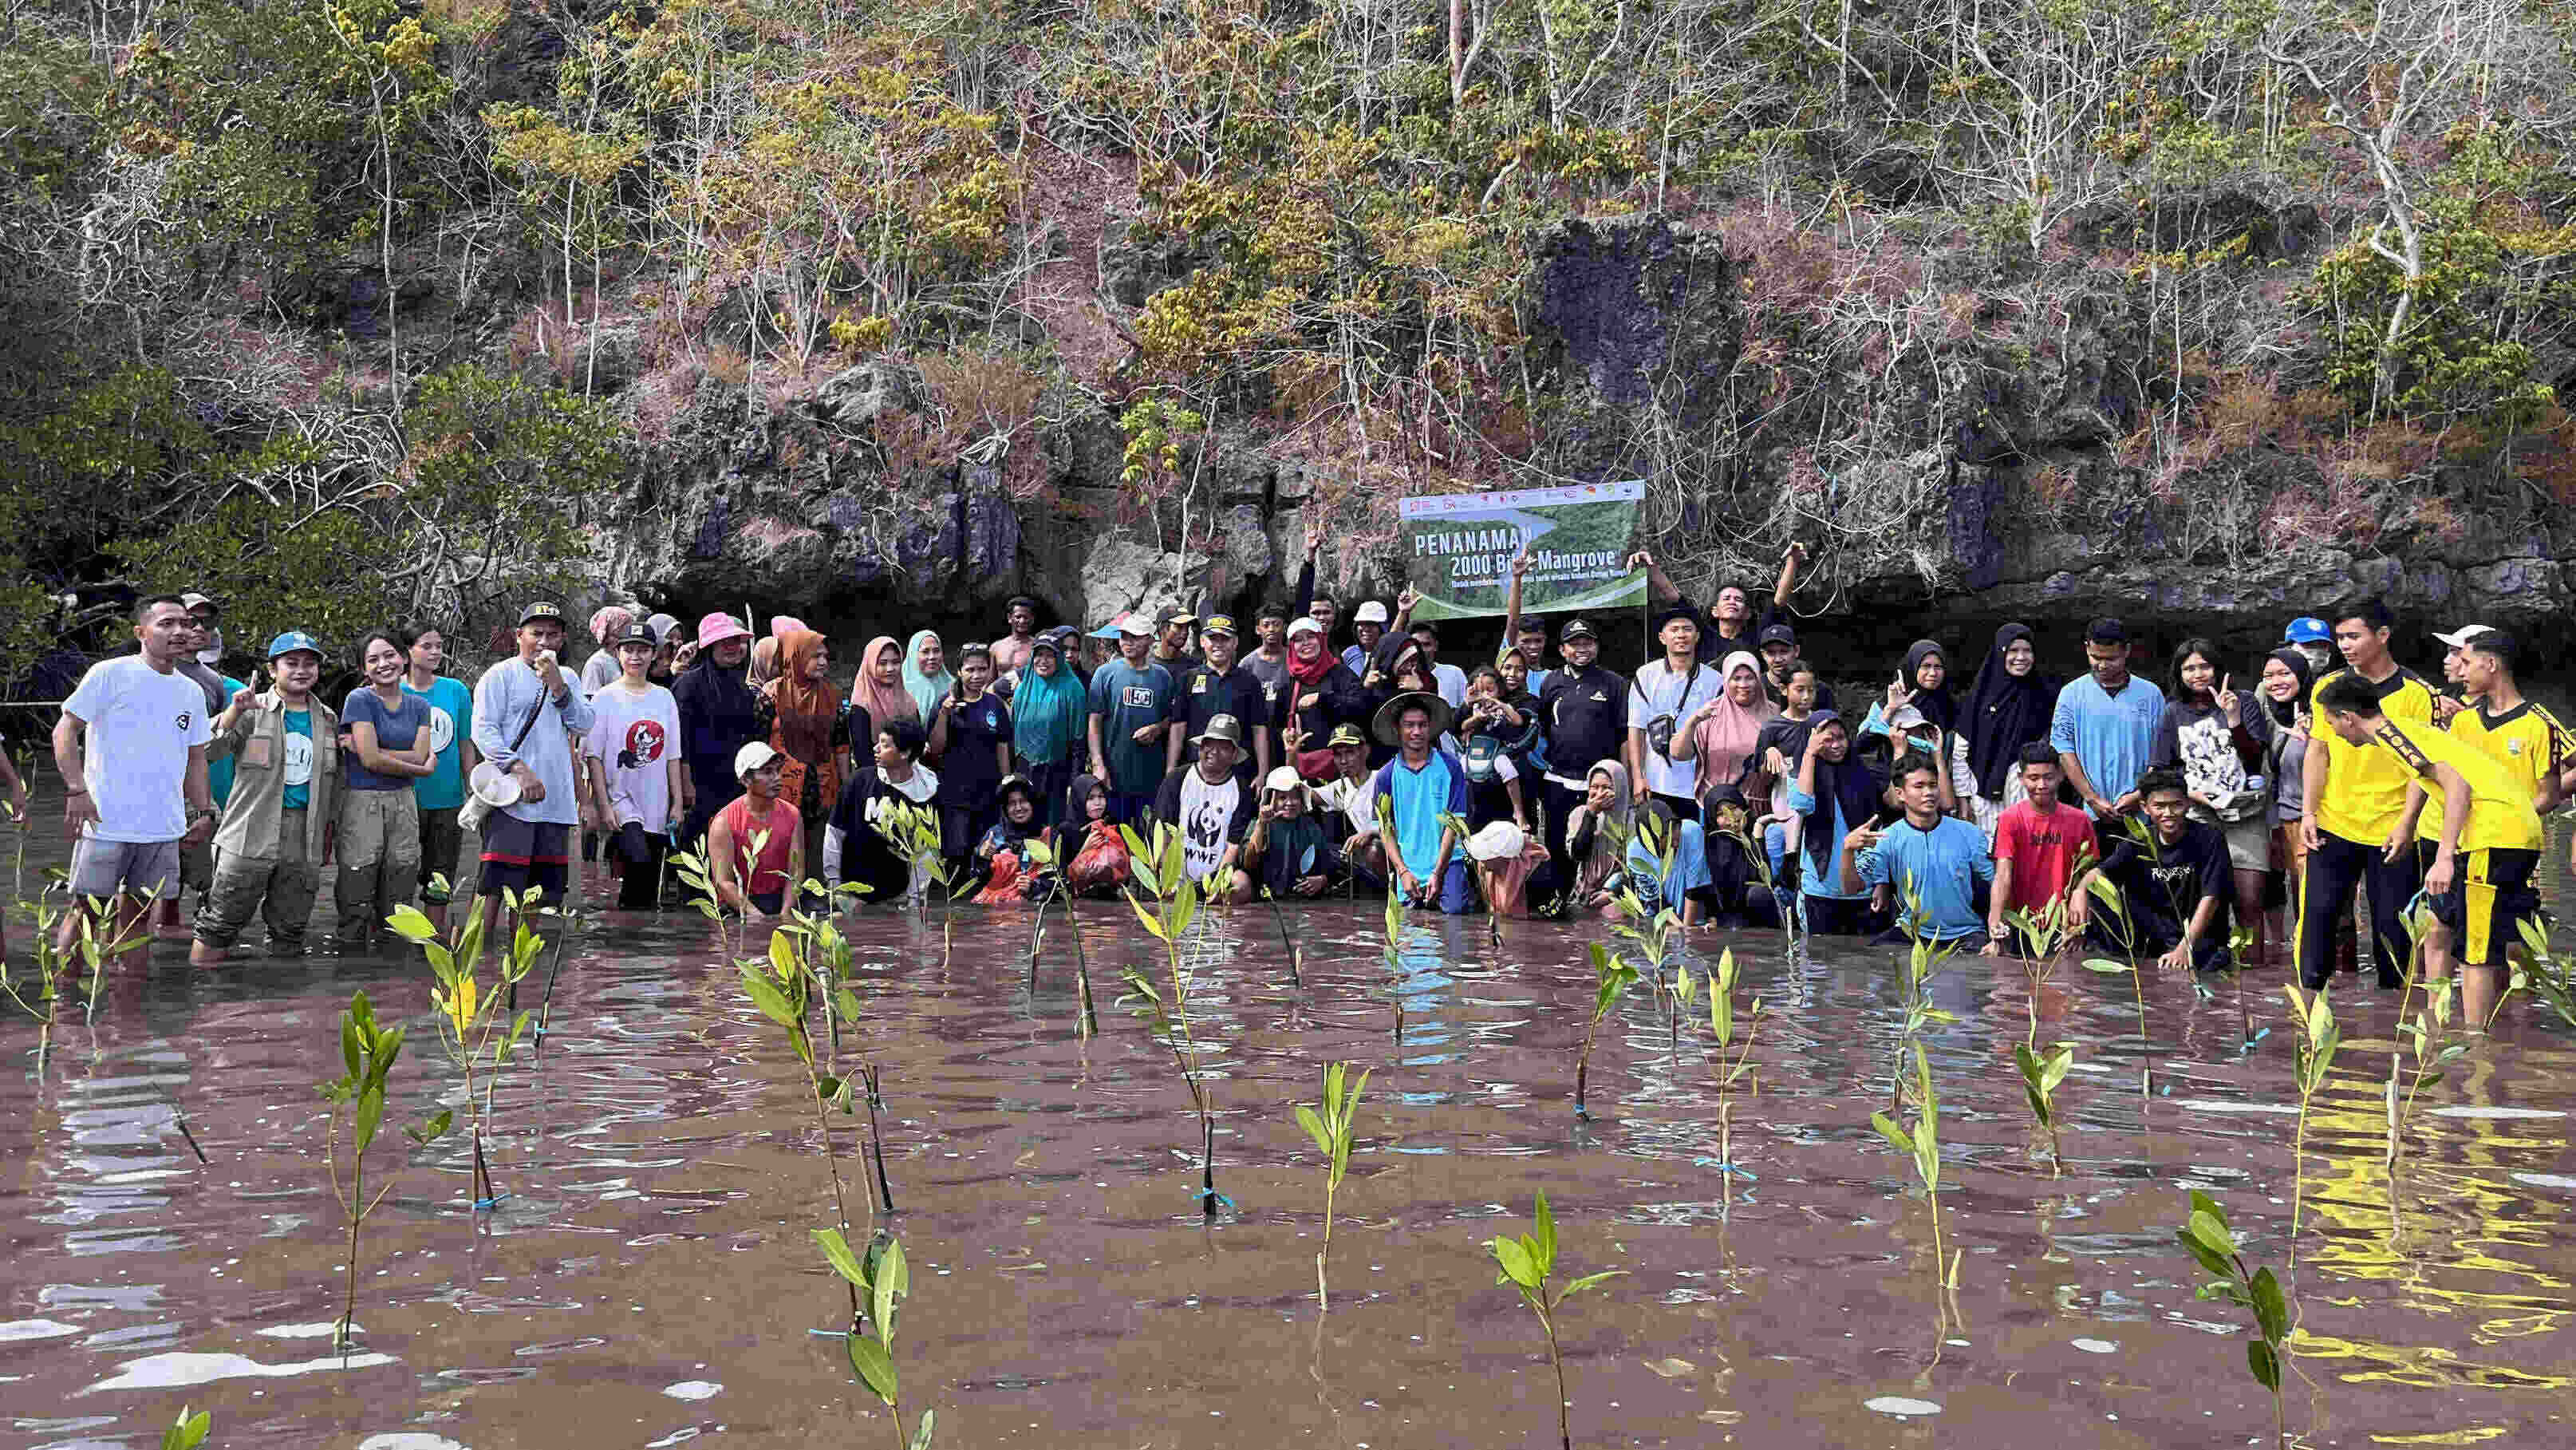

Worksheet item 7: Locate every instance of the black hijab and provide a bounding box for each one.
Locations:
[1903,639,1958,734]
[1959,623,2059,802]
[1799,714,1885,879]
[2262,648,2313,729]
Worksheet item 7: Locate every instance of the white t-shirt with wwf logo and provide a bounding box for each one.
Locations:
[64,654,215,843]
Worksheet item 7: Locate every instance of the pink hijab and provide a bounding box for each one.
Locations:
[850,634,917,731]
[1688,650,1777,802]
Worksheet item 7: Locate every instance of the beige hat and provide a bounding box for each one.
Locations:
[1264,765,1304,792]
[734,741,781,779]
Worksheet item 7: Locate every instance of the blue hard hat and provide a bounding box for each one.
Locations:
[2282,617,2331,645]
[266,630,324,660]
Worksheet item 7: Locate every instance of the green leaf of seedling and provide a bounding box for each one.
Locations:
[834,987,864,1023]
[847,1333,898,1406]
[353,1088,384,1160]
[2176,1227,2235,1279]
[1533,1191,1557,1272]
[813,1227,869,1288]
[740,967,799,1029]
[1561,1270,1627,1299]
[422,941,454,978]
[341,1011,362,1083]
[386,905,439,943]
[407,1108,454,1145]
[1126,893,1169,941]
[2081,958,2130,974]
[1870,1112,1913,1156]
[1488,1235,1537,1290]
[908,1406,936,1450]
[2187,1208,2235,1260]
[1296,1104,1331,1156]
[159,1405,211,1450]
[871,1237,909,1347]
[2250,1266,2289,1345]
[2247,1337,2281,1392]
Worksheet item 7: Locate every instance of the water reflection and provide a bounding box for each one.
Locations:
[0,824,2569,1446]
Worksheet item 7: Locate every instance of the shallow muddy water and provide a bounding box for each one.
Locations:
[3,796,2574,1449]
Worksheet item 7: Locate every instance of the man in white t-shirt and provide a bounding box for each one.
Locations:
[1626,603,1723,821]
[53,595,217,972]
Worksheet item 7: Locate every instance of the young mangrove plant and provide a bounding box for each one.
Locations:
[1116,820,1226,1219]
[1871,1042,1958,1292]
[1018,836,1097,1036]
[2081,867,2150,1051]
[743,921,874,1328]
[2174,1191,2290,1449]
[387,894,546,1210]
[1698,947,1763,1198]
[1602,812,1688,1065]
[2386,967,2462,1223]
[2014,1040,2077,1177]
[1572,942,1639,1120]
[669,842,740,958]
[877,798,958,963]
[1295,1061,1370,1313]
[815,1227,936,1448]
[1486,1191,1623,1450]
[1381,866,1407,1045]
[320,990,448,1357]
[2002,897,2071,1049]
[1890,889,1961,1109]
[159,1405,211,1450]
[2510,915,2576,1031]
[2281,984,2341,1250]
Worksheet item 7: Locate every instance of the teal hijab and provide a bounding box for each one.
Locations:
[903,630,956,718]
[1012,640,1089,765]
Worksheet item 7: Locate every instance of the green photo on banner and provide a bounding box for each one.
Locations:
[1398,480,1647,620]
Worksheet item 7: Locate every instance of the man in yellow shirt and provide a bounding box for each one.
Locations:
[2297,602,2437,990]
[2318,673,2544,1029]
[2445,630,2568,814]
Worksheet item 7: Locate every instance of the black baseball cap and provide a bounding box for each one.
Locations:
[1758,623,1797,648]
[519,602,566,626]
[613,621,658,648]
[1560,618,1597,639]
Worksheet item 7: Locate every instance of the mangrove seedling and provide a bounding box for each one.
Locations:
[1295,1061,1370,1313]
[1871,1042,1958,1291]
[159,1405,211,1450]
[743,923,872,1328]
[1117,820,1225,1218]
[2386,965,2462,1213]
[877,799,958,962]
[1019,836,1096,1036]
[2014,1040,2077,1177]
[1603,812,1688,1065]
[2081,871,2149,1049]
[2281,984,2341,1249]
[387,893,546,1210]
[815,1228,935,1448]
[321,990,448,1356]
[2510,915,2576,1031]
[1381,856,1406,1045]
[1485,1191,1623,1450]
[1891,890,1961,1108]
[1698,947,1763,1196]
[2002,898,2070,1048]
[1573,942,1639,1120]
[2174,1191,2290,1449]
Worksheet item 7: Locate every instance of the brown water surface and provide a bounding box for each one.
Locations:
[3,803,2574,1448]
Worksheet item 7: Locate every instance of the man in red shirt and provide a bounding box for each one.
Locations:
[1985,742,2099,956]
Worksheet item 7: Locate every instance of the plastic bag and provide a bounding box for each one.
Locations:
[1064,820,1130,896]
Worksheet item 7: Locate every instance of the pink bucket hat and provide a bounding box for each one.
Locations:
[696,611,753,649]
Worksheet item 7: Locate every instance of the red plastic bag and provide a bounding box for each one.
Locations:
[974,850,1028,905]
[1064,821,1130,896]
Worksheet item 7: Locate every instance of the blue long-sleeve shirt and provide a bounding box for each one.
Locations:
[1781,781,1872,901]
[1860,816,1994,941]
[2049,674,2167,815]
[471,656,595,827]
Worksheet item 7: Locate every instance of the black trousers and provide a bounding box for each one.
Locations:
[614,832,669,911]
[1540,778,1588,889]
[2296,829,2418,990]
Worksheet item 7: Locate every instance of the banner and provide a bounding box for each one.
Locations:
[1397,481,1647,621]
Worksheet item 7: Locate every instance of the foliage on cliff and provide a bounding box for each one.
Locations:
[4,0,2576,677]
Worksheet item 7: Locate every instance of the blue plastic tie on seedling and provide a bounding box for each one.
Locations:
[2250,1025,2272,1043]
[807,1328,853,1339]
[1195,1188,1237,1212]
[473,1194,510,1211]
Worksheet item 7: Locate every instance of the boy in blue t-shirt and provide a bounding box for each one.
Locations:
[1840,753,1994,947]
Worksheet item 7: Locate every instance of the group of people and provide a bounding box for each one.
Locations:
[30,548,2570,1027]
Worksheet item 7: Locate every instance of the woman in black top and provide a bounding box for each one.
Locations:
[931,642,1013,875]
[673,614,760,854]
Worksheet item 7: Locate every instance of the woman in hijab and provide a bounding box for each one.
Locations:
[1959,623,2059,836]
[582,604,636,693]
[2259,645,2342,970]
[757,628,854,888]
[852,635,917,735]
[675,612,761,855]
[1564,760,1637,916]
[1008,632,1090,827]
[1672,650,1777,812]
[748,635,782,690]
[1785,711,1891,933]
[1857,638,1968,822]
[1279,616,1367,776]
[903,630,956,722]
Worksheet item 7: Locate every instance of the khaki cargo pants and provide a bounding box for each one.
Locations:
[193,808,323,951]
[337,788,421,946]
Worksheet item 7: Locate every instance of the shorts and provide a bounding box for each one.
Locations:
[2220,814,2270,873]
[417,805,463,901]
[479,812,570,900]
[70,836,183,901]
[2427,847,2541,967]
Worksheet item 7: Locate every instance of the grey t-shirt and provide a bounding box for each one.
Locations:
[341,687,431,792]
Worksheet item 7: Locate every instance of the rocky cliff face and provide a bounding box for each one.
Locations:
[590,212,2574,663]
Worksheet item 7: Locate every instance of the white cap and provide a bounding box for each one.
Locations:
[1114,610,1155,638]
[734,741,780,779]
[1287,616,1324,638]
[1264,765,1304,792]
[2432,623,2495,648]
[1354,600,1390,625]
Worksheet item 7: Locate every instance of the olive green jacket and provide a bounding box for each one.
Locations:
[205,693,341,861]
